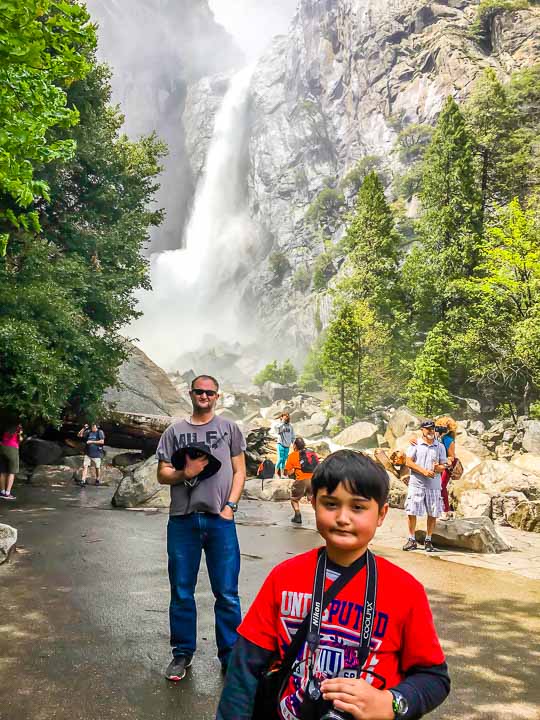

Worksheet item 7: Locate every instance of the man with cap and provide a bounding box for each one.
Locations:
[156,374,246,681]
[402,420,447,553]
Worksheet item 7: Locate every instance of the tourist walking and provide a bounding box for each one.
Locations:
[275,412,295,478]
[403,420,447,553]
[284,437,319,524]
[435,416,457,518]
[77,422,105,485]
[0,422,23,501]
[156,374,246,681]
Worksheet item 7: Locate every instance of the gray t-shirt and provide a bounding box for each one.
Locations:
[406,440,447,490]
[156,415,246,516]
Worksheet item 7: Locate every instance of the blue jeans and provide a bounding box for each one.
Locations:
[276,443,290,472]
[167,513,241,662]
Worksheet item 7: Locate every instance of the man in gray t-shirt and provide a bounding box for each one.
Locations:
[156,374,246,682]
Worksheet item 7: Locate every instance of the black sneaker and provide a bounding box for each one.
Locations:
[402,538,417,552]
[291,514,302,525]
[165,655,193,681]
[425,539,436,553]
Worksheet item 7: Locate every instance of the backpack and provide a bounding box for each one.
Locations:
[299,449,319,474]
[257,458,275,480]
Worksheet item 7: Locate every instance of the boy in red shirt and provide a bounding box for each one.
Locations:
[216,450,450,720]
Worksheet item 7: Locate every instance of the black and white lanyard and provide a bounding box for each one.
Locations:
[306,549,378,688]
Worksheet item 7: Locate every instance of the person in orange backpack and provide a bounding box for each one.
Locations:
[285,437,319,524]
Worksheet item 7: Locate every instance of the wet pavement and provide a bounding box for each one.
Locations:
[1,482,539,720]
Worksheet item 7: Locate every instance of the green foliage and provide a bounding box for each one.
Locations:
[340,156,387,197]
[306,187,345,234]
[312,251,336,291]
[269,251,290,281]
[393,124,433,200]
[0,1,96,245]
[0,57,166,425]
[471,1,532,43]
[405,324,457,416]
[299,340,325,391]
[253,359,298,387]
[292,266,311,292]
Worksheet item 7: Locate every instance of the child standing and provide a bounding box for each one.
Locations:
[216,450,450,720]
[275,413,295,478]
[285,437,319,525]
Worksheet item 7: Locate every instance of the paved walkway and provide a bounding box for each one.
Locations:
[1,483,539,720]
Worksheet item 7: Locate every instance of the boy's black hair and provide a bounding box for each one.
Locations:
[311,449,389,509]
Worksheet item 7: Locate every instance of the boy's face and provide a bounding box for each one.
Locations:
[312,482,388,556]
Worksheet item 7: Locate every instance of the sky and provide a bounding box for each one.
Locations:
[208,0,298,60]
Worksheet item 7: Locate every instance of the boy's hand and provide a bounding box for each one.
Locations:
[321,678,394,720]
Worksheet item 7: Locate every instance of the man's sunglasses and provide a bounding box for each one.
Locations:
[191,389,218,397]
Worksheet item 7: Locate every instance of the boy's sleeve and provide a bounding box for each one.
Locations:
[238,566,280,651]
[400,582,445,671]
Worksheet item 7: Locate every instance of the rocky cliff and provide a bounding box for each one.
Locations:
[86,0,243,251]
[183,0,539,360]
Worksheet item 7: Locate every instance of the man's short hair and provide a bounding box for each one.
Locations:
[191,374,220,391]
[311,450,389,509]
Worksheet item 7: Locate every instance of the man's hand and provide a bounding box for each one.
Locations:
[219,504,234,521]
[184,454,208,480]
[321,678,394,720]
[423,468,435,478]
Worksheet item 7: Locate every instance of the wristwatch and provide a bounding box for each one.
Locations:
[389,689,409,717]
[226,501,238,513]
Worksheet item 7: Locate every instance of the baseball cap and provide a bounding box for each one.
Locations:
[170,444,222,481]
[420,420,435,429]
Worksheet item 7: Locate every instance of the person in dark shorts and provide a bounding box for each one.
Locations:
[284,437,319,525]
[0,422,23,501]
[77,422,105,485]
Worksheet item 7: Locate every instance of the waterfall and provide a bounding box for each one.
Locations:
[131,67,255,368]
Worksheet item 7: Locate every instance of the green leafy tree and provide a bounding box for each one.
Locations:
[306,186,345,235]
[403,96,481,322]
[0,59,166,425]
[312,251,336,292]
[405,324,457,416]
[456,198,540,415]
[0,1,96,252]
[269,251,290,282]
[253,359,297,387]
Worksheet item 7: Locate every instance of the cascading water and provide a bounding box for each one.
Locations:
[131,67,256,368]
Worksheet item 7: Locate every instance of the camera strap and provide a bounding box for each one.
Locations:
[307,548,377,668]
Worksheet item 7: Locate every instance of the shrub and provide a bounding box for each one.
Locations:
[269,251,290,281]
[292,266,311,292]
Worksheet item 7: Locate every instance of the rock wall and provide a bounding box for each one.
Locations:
[182,0,540,358]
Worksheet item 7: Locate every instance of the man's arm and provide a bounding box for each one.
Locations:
[220,453,246,519]
[216,637,273,720]
[157,457,208,486]
[405,457,433,478]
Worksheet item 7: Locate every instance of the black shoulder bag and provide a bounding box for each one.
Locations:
[251,548,374,720]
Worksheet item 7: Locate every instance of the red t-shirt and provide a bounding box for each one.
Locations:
[239,548,445,720]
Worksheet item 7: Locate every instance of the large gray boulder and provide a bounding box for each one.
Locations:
[384,408,421,448]
[104,344,190,416]
[30,465,75,486]
[0,524,17,563]
[73,464,124,486]
[112,456,161,508]
[243,477,293,502]
[20,438,63,466]
[522,421,540,454]
[262,382,295,403]
[388,477,408,509]
[294,420,326,440]
[456,432,493,460]
[507,500,540,533]
[511,452,540,474]
[450,460,540,507]
[491,491,528,526]
[416,518,511,553]
[333,421,379,450]
[457,490,492,519]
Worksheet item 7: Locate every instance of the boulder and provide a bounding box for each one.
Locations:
[243,477,293,502]
[294,420,325,439]
[140,487,170,508]
[74,464,123,486]
[244,428,275,476]
[491,491,528,526]
[30,465,75,486]
[388,476,408,509]
[384,407,422,448]
[450,460,540,508]
[522,421,540,454]
[103,344,190,416]
[260,400,292,420]
[20,438,63,466]
[495,442,514,461]
[333,422,379,450]
[309,411,328,429]
[456,432,492,460]
[327,416,346,436]
[507,500,540,533]
[246,416,272,431]
[262,382,295,403]
[309,440,332,458]
[467,420,486,436]
[290,409,308,423]
[112,452,144,468]
[511,452,540,475]
[216,408,242,422]
[0,524,17,564]
[61,456,84,470]
[112,456,161,508]
[457,490,492,518]
[415,517,511,553]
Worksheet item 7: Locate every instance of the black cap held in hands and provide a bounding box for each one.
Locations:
[170,444,222,481]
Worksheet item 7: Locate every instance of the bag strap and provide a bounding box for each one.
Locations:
[277,548,369,679]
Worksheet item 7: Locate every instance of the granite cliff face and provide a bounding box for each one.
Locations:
[183,0,539,360]
[86,0,242,251]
